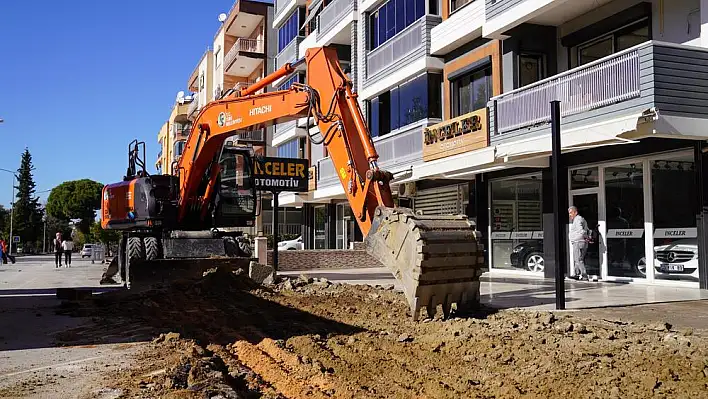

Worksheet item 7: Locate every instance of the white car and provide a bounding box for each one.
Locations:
[81,244,95,258]
[277,236,303,251]
[653,238,699,278]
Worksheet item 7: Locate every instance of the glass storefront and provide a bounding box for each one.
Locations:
[336,203,357,249]
[489,174,544,272]
[314,205,327,249]
[651,153,699,282]
[604,162,646,278]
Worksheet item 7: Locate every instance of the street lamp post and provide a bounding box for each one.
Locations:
[0,168,17,254]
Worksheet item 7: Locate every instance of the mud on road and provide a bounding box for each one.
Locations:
[50,269,708,398]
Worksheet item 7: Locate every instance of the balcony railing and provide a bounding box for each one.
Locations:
[273,120,298,143]
[263,223,301,235]
[367,18,423,77]
[172,124,191,139]
[234,129,265,142]
[234,81,255,92]
[224,38,264,68]
[275,37,302,70]
[317,0,356,41]
[375,121,425,171]
[492,48,641,134]
[187,98,200,116]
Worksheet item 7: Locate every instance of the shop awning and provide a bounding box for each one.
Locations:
[494,111,646,161]
[410,146,498,180]
[275,192,309,207]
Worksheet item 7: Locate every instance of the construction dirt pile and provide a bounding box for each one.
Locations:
[56,269,708,398]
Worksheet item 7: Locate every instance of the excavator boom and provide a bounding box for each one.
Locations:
[103,46,485,319]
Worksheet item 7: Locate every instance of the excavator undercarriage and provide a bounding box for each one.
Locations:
[100,46,486,319]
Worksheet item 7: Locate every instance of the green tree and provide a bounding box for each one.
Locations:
[89,221,120,246]
[46,179,103,234]
[12,149,43,247]
[0,205,10,238]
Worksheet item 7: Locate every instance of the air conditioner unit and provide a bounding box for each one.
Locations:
[398,182,416,197]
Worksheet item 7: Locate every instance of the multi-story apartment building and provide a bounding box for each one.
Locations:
[155,94,194,175]
[270,0,708,290]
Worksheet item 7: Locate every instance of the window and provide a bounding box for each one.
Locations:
[450,0,473,14]
[366,73,442,137]
[571,18,649,67]
[518,53,545,87]
[173,141,186,159]
[451,65,492,117]
[278,73,305,91]
[278,8,306,53]
[277,138,304,158]
[368,0,426,50]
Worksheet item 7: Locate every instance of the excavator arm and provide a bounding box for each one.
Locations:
[160,47,485,319]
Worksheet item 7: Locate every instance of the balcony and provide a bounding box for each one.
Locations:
[275,37,304,70]
[315,120,427,189]
[233,129,266,143]
[224,38,265,77]
[316,0,357,44]
[171,124,191,139]
[187,98,200,118]
[273,120,301,146]
[365,16,441,88]
[489,41,708,149]
[430,0,484,55]
[233,80,255,93]
[275,0,306,26]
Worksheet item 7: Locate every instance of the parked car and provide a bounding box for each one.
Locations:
[277,236,303,251]
[509,240,602,275]
[81,243,95,258]
[652,238,699,278]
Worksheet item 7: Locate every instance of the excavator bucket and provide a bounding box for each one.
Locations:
[365,206,485,320]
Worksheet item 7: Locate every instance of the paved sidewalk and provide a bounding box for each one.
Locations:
[281,267,708,310]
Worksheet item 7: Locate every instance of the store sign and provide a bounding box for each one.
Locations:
[532,231,544,239]
[491,232,511,240]
[511,231,533,239]
[606,229,644,239]
[253,156,309,193]
[422,108,488,161]
[654,227,698,239]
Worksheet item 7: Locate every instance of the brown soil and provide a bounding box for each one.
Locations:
[55,269,708,398]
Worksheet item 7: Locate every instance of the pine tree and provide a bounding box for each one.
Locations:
[12,148,43,249]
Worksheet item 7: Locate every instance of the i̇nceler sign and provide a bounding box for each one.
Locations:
[422,108,489,161]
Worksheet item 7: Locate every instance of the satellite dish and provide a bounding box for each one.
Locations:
[176,91,185,99]
[218,13,227,23]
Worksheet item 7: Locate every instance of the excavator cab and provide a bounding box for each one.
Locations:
[212,144,257,228]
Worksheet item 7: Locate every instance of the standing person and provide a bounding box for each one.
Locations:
[568,206,589,281]
[62,237,74,267]
[1,237,16,264]
[54,232,63,268]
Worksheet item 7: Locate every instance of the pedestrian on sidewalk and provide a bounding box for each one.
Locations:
[62,237,74,267]
[54,232,63,268]
[0,237,16,264]
[568,206,589,281]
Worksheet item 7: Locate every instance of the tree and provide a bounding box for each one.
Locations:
[12,149,43,246]
[89,221,120,246]
[46,179,103,234]
[0,205,10,238]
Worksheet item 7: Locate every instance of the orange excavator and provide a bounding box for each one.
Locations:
[99,47,485,319]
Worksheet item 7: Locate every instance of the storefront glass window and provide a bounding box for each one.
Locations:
[651,153,699,282]
[570,167,599,190]
[314,205,327,249]
[604,162,646,278]
[490,174,544,272]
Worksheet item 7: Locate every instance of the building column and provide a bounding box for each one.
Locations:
[469,177,489,264]
[350,21,358,92]
[542,165,568,279]
[302,204,314,250]
[694,142,708,289]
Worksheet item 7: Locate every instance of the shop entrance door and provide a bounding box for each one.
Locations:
[570,193,601,278]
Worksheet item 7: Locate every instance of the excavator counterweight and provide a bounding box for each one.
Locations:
[100,46,486,320]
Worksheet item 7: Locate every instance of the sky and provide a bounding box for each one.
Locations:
[0,0,244,207]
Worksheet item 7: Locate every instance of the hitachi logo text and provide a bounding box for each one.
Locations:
[249,105,272,116]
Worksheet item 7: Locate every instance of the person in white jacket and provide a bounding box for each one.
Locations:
[62,238,74,267]
[568,206,589,281]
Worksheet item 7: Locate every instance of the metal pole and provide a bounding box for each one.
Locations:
[9,181,14,255]
[43,220,46,253]
[551,100,565,310]
[272,192,279,271]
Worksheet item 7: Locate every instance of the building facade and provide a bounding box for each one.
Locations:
[271,0,708,291]
[155,96,193,175]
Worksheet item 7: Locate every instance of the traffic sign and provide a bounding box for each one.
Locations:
[12,236,20,243]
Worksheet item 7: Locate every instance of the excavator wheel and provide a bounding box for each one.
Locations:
[127,236,145,265]
[144,236,161,261]
[365,206,485,321]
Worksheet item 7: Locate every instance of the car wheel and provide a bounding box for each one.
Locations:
[635,256,646,277]
[525,252,544,272]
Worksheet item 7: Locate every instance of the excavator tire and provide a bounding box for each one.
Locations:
[144,236,160,261]
[127,236,145,264]
[365,206,485,321]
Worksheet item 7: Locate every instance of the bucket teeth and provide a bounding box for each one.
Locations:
[365,206,485,321]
